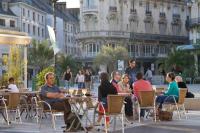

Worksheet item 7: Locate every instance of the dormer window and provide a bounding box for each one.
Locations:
[2,2,8,12]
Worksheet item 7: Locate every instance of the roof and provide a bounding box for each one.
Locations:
[0,2,17,16]
[11,0,79,23]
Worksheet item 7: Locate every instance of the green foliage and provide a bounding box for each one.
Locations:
[56,54,80,76]
[8,46,23,84]
[36,66,54,89]
[94,45,129,73]
[28,40,54,71]
[164,50,195,77]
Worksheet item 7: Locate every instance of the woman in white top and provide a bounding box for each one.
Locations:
[75,70,85,89]
[8,77,19,92]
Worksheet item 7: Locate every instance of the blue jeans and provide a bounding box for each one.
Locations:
[64,80,70,89]
[78,82,85,89]
[156,95,178,109]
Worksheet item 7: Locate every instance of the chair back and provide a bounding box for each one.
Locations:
[107,95,124,114]
[178,88,187,104]
[7,93,21,109]
[138,91,155,107]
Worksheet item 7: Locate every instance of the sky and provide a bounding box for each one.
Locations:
[58,0,80,8]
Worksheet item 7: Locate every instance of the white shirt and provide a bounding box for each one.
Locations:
[145,70,153,78]
[8,84,19,92]
[76,74,85,83]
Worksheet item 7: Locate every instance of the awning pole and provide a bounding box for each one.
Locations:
[24,46,28,89]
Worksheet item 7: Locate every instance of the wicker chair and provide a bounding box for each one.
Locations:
[138,91,157,122]
[163,88,188,120]
[4,93,22,123]
[0,96,9,125]
[100,95,125,133]
[34,94,64,130]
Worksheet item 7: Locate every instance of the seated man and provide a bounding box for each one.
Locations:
[8,77,19,92]
[133,72,152,118]
[40,72,72,129]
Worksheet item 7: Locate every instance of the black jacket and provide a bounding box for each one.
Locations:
[98,80,117,101]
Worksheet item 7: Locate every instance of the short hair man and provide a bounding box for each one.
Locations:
[40,72,71,129]
[111,71,122,92]
[8,77,19,92]
[125,59,137,89]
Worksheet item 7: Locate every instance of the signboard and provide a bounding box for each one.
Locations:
[118,60,124,71]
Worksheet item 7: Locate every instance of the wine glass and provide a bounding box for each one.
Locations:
[69,89,74,97]
[82,89,87,97]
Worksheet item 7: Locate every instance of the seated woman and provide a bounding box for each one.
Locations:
[133,72,152,118]
[175,76,194,98]
[118,74,133,118]
[97,72,117,127]
[156,72,179,109]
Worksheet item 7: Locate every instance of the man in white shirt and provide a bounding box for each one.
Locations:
[144,68,153,83]
[8,77,19,92]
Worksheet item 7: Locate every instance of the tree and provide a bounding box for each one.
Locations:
[28,40,54,72]
[56,54,80,77]
[164,50,195,77]
[94,45,129,73]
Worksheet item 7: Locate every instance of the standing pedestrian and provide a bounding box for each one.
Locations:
[75,70,85,89]
[85,69,92,90]
[144,68,153,83]
[62,67,72,89]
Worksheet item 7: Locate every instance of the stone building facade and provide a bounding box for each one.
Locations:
[77,0,189,73]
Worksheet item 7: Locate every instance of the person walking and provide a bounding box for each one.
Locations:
[75,70,85,89]
[144,68,153,83]
[85,69,92,90]
[62,67,72,89]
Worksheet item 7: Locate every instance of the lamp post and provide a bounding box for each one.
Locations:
[52,0,58,77]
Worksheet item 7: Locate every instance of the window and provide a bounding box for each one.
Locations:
[159,23,167,34]
[28,10,30,17]
[146,2,150,12]
[71,26,73,32]
[145,22,153,33]
[42,28,44,37]
[33,12,35,21]
[173,5,179,15]
[23,8,25,16]
[28,24,30,33]
[38,27,40,36]
[23,23,26,32]
[10,20,15,28]
[38,14,40,22]
[0,19,5,26]
[172,24,181,35]
[33,25,36,35]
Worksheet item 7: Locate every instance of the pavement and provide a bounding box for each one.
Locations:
[0,83,200,133]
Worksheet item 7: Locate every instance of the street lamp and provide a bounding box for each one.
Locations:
[52,0,58,83]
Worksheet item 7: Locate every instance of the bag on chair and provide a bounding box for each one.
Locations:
[158,110,173,121]
[66,113,82,131]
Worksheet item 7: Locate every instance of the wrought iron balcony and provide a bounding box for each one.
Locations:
[160,12,166,18]
[145,11,152,16]
[130,32,188,42]
[130,9,137,14]
[189,18,200,27]
[77,31,130,39]
[82,5,98,14]
[109,6,117,12]
[173,14,180,19]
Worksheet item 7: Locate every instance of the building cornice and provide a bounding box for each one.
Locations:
[9,2,47,15]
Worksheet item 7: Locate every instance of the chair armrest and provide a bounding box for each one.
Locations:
[38,100,52,111]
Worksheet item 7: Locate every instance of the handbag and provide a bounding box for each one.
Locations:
[158,110,173,121]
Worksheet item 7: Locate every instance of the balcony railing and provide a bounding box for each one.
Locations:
[160,12,166,18]
[130,32,188,42]
[145,11,152,16]
[83,5,98,13]
[77,31,130,39]
[0,25,20,31]
[109,6,117,12]
[130,9,137,14]
[173,14,180,19]
[189,18,200,27]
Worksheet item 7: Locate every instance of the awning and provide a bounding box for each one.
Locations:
[0,29,31,45]
[176,44,200,51]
